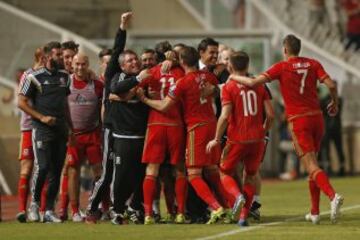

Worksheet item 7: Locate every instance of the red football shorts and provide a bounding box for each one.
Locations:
[19,130,34,161]
[220,141,265,176]
[142,125,185,165]
[66,129,102,167]
[186,122,221,168]
[288,114,324,157]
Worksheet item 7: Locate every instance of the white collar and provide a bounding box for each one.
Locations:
[198,60,207,70]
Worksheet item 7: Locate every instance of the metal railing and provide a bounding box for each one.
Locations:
[0,1,102,115]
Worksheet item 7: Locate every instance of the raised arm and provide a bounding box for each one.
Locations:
[104,12,132,81]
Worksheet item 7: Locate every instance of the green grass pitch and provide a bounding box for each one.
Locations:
[1,177,360,240]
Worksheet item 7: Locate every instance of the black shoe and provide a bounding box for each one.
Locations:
[249,201,261,220]
[153,213,161,223]
[238,218,249,227]
[16,211,27,223]
[125,208,143,224]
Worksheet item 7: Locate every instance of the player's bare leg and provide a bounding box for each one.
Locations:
[301,152,343,223]
[187,167,225,224]
[17,159,33,222]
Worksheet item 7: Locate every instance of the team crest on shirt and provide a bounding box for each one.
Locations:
[59,77,67,87]
[115,156,121,165]
[36,141,43,149]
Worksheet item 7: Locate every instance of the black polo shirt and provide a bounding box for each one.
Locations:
[20,67,70,135]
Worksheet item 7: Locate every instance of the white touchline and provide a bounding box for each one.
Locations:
[194,204,360,240]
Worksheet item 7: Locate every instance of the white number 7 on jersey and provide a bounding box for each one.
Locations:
[297,69,308,95]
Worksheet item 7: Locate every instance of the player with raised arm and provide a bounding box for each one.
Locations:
[230,34,343,224]
[207,51,274,227]
[138,46,227,224]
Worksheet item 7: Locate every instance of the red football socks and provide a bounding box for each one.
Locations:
[206,171,232,208]
[189,176,221,210]
[220,174,241,199]
[175,176,187,214]
[240,183,255,219]
[309,179,320,215]
[314,170,336,200]
[70,200,79,215]
[143,175,157,216]
[59,175,69,212]
[18,176,29,212]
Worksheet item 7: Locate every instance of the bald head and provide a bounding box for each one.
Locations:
[73,53,89,79]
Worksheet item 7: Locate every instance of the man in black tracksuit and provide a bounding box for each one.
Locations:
[18,42,70,223]
[86,12,131,222]
[109,50,149,225]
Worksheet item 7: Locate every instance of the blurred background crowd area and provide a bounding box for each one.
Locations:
[0,0,359,194]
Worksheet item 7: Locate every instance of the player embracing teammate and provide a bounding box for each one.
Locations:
[230,34,343,225]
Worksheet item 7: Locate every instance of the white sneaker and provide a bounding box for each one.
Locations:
[28,202,40,222]
[330,193,344,223]
[72,212,84,222]
[43,210,62,223]
[232,194,246,220]
[305,213,320,224]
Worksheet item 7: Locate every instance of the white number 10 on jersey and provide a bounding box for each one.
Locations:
[240,90,258,116]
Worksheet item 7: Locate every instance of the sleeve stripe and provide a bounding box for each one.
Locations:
[20,78,31,95]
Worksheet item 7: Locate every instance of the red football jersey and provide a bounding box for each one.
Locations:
[168,70,218,129]
[140,65,185,125]
[222,80,270,142]
[262,57,329,118]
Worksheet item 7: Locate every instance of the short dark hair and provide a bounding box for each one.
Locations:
[44,41,61,54]
[118,49,138,65]
[142,48,156,55]
[198,37,219,52]
[230,51,249,71]
[61,40,79,52]
[283,34,301,55]
[154,41,172,62]
[155,41,172,54]
[179,46,199,67]
[173,43,186,49]
[98,48,112,58]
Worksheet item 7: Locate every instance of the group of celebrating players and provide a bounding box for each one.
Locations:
[15,12,343,227]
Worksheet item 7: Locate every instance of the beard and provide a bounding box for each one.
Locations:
[50,59,60,71]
